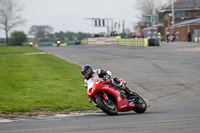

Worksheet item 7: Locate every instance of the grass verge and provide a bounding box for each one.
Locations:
[0,46,95,115]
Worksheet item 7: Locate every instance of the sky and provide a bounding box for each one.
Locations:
[0,0,169,38]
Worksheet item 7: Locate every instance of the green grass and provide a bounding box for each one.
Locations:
[0,46,95,114]
[0,41,77,47]
[0,46,43,54]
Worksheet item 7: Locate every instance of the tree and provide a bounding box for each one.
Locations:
[54,31,89,41]
[46,33,55,41]
[77,32,89,40]
[64,31,76,41]
[28,25,54,41]
[133,0,162,15]
[164,0,172,7]
[0,0,25,46]
[54,31,66,41]
[9,31,27,46]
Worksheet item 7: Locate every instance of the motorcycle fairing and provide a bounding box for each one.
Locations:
[88,78,135,111]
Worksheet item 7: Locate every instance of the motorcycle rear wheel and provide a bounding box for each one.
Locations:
[130,92,147,113]
[96,96,118,115]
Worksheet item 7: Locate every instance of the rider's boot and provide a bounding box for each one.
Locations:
[121,84,132,96]
[111,77,132,98]
[120,84,138,101]
[119,84,133,99]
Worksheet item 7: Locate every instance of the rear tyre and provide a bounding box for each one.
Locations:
[130,92,147,113]
[96,96,118,115]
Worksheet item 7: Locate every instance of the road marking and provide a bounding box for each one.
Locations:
[0,111,103,123]
[0,118,14,123]
[178,47,200,52]
[25,52,47,54]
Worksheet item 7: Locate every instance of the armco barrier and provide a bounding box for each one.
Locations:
[81,38,161,47]
[81,39,88,45]
[86,37,117,45]
[106,37,117,45]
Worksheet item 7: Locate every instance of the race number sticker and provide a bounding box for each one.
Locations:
[129,102,135,107]
[117,95,121,101]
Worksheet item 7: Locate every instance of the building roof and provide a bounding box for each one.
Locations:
[143,14,158,17]
[165,0,200,9]
[142,23,163,31]
[166,18,200,29]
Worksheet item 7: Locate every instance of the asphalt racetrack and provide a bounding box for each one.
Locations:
[0,42,200,133]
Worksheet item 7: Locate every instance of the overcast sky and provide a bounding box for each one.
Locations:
[0,0,168,37]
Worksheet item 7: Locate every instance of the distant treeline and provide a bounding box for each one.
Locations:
[38,31,90,42]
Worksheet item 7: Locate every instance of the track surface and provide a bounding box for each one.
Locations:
[1,42,200,133]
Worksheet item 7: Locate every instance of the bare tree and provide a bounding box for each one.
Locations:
[164,0,172,7]
[133,0,162,15]
[124,28,131,35]
[0,0,25,46]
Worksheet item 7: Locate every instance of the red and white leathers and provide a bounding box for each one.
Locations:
[84,69,110,90]
[84,69,127,92]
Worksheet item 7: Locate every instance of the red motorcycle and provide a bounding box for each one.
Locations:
[87,77,147,115]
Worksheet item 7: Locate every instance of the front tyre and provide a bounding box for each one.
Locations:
[131,92,147,113]
[96,96,118,115]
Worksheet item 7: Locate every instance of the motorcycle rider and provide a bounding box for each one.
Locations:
[81,64,131,96]
[56,38,61,47]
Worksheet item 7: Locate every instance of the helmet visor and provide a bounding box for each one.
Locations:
[82,68,92,79]
[83,71,89,77]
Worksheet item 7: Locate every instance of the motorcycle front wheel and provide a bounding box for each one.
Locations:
[96,96,118,115]
[130,91,147,113]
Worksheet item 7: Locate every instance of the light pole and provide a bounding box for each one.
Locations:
[171,0,175,25]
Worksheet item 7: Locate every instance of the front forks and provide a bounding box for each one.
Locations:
[103,91,109,101]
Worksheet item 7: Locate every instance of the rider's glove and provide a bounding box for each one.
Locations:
[103,74,111,81]
[98,70,107,78]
